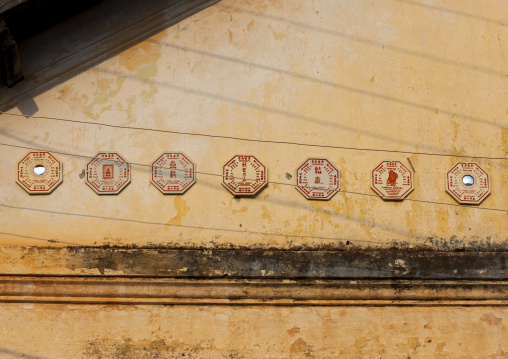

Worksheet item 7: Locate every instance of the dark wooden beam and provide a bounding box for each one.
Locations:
[0,0,26,14]
[0,19,22,87]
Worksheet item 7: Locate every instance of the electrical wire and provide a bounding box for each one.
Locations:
[1,111,506,161]
[1,141,506,213]
[0,204,381,245]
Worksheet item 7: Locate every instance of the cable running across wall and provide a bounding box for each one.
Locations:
[0,141,506,213]
[0,204,382,245]
[0,111,506,161]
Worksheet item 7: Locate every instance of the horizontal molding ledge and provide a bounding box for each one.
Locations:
[1,277,508,306]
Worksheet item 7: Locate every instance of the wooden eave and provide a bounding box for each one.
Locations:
[0,0,221,109]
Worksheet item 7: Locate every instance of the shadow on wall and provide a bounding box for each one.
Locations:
[391,0,508,28]
[0,129,413,247]
[1,129,506,250]
[0,0,220,110]
[222,3,508,79]
[2,0,507,122]
[0,348,52,359]
[100,66,507,160]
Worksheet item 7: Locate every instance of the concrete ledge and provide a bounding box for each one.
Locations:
[1,276,508,306]
[1,248,508,305]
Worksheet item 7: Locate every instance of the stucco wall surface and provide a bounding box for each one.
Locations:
[0,0,506,249]
[0,304,507,358]
[0,2,507,358]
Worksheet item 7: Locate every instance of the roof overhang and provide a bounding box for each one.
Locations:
[0,0,221,109]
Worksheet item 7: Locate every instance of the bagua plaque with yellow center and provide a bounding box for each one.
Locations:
[85,152,131,195]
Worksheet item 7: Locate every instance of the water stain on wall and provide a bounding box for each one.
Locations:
[166,197,190,229]
[83,77,126,121]
[480,312,503,327]
[118,41,161,80]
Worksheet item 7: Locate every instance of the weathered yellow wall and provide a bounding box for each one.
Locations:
[0,1,507,358]
[0,304,507,358]
[0,0,506,249]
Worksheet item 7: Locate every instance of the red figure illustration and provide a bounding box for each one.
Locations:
[387,170,398,186]
[103,165,114,179]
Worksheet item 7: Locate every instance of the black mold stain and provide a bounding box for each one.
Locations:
[83,338,233,359]
[92,234,508,253]
[17,246,508,279]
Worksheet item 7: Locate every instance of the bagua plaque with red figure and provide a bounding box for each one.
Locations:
[16,151,63,194]
[86,152,130,195]
[371,160,414,200]
[446,162,490,205]
[150,152,196,194]
[295,158,340,200]
[222,155,267,196]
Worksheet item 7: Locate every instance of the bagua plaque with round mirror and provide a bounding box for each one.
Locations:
[446,162,490,205]
[16,151,63,194]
